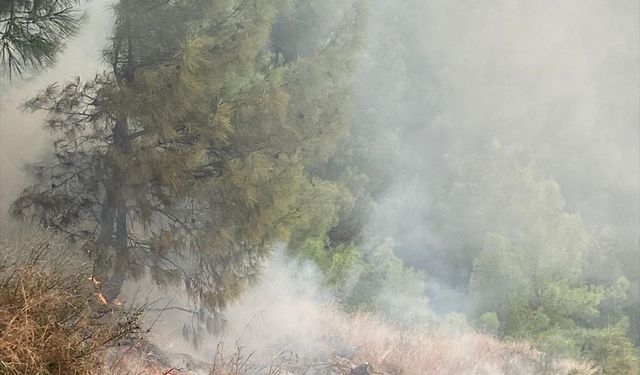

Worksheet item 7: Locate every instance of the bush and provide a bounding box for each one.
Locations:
[478,311,500,335]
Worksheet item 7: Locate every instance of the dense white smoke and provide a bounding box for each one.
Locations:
[416,0,639,215]
[123,250,346,365]
[363,0,639,312]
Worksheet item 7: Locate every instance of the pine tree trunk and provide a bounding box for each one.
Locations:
[95,181,119,300]
[94,116,129,301]
[93,1,135,302]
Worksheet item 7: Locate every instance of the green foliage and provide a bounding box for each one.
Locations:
[460,145,637,373]
[530,321,639,375]
[292,236,433,326]
[434,144,589,284]
[12,0,365,328]
[293,237,359,285]
[577,323,638,375]
[0,0,84,77]
[478,312,500,335]
[469,233,529,319]
[360,242,432,326]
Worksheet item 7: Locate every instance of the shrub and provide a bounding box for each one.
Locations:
[478,311,500,335]
[0,228,144,375]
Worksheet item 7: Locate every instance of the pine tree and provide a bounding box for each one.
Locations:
[0,0,84,77]
[12,0,364,328]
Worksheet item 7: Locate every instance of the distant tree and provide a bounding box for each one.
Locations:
[460,144,636,373]
[12,0,364,329]
[0,0,83,77]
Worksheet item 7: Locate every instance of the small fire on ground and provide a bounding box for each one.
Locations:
[89,275,124,306]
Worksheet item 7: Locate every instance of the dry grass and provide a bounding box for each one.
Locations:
[139,311,593,375]
[207,339,356,375]
[340,314,595,375]
[0,229,144,375]
[192,310,595,375]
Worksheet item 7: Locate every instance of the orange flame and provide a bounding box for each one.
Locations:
[89,275,101,287]
[96,292,108,305]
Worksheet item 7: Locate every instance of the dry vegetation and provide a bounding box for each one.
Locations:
[0,229,144,375]
[0,227,594,375]
[117,312,594,375]
[155,313,595,375]
[339,314,595,375]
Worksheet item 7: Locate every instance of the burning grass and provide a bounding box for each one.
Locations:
[0,229,144,375]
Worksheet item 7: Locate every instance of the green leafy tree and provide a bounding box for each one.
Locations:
[293,236,433,326]
[577,321,638,375]
[461,144,637,373]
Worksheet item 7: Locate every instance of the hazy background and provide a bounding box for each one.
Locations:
[0,0,638,350]
[358,0,639,313]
